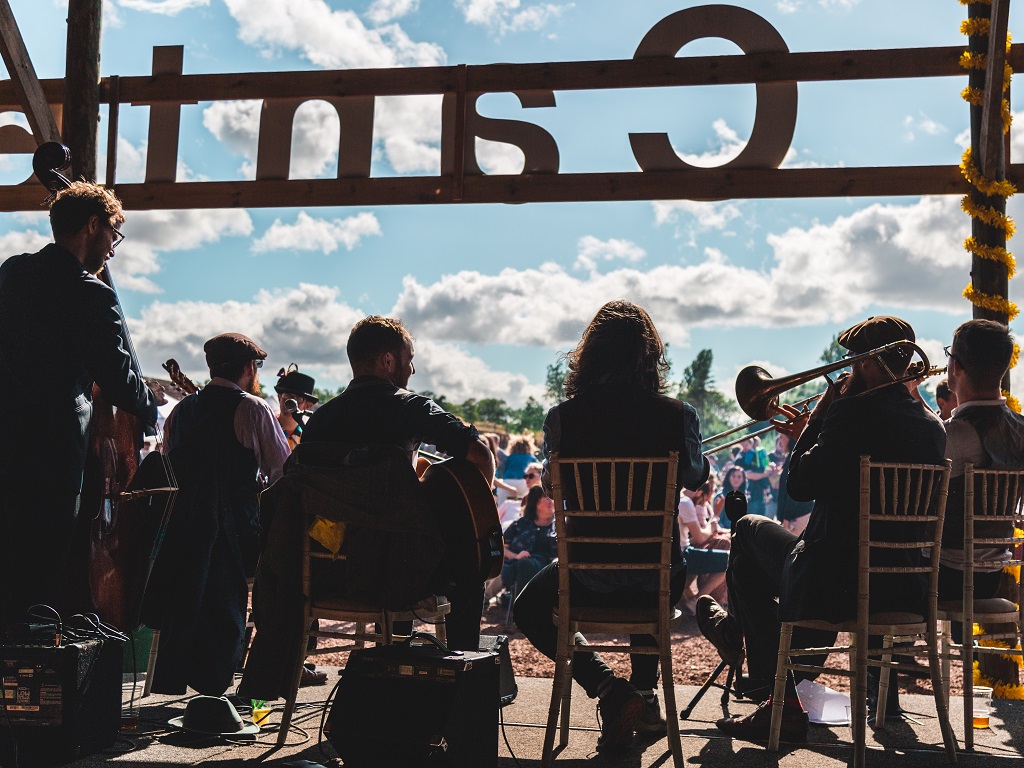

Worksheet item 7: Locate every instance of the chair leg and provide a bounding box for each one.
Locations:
[542,652,569,767]
[277,625,312,747]
[852,631,868,768]
[435,613,447,646]
[558,651,573,749]
[876,635,893,728]
[142,629,160,698]
[927,624,959,763]
[768,623,792,752]
[659,635,684,768]
[939,620,952,706]
[963,621,975,752]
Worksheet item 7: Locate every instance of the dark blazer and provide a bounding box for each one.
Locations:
[0,244,156,494]
[780,385,946,623]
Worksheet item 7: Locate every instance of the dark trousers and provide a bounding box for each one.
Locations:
[513,560,686,698]
[0,489,80,627]
[726,515,835,684]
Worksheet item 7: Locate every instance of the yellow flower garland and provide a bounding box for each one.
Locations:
[957,9,1019,339]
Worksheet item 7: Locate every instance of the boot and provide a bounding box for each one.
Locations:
[866,666,903,721]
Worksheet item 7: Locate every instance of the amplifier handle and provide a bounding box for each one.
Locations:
[403,631,460,655]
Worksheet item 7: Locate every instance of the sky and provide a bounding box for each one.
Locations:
[1,0,1022,415]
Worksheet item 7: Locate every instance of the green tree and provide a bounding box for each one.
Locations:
[312,385,345,404]
[545,359,567,405]
[476,397,511,426]
[784,334,848,406]
[677,349,737,441]
[458,398,479,423]
[510,396,546,434]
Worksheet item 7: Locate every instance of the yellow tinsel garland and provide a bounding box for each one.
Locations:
[1005,391,1021,413]
[1011,344,1021,370]
[962,285,1021,319]
[963,237,1017,276]
[961,149,1018,198]
[961,195,1016,237]
[975,662,1024,699]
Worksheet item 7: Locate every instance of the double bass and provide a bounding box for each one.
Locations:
[33,143,177,631]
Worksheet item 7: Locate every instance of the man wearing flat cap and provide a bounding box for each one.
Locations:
[697,315,946,743]
[142,332,290,696]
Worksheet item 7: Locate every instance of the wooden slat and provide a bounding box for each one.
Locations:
[980,0,1011,180]
[0,0,60,143]
[1,44,1022,110]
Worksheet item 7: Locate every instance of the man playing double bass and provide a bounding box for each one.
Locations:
[0,182,157,627]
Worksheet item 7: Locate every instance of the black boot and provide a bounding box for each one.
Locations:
[866,666,903,721]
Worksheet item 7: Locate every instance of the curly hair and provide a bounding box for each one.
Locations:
[522,485,547,523]
[563,300,670,399]
[49,181,124,238]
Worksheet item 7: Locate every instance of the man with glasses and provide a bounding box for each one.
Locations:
[0,181,157,626]
[142,333,291,695]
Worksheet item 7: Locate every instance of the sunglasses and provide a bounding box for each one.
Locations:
[524,472,539,479]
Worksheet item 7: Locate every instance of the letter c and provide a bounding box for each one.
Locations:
[629,5,798,171]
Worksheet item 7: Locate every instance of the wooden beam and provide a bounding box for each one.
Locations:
[64,0,103,181]
[0,0,60,144]
[3,44,1023,111]
[980,0,1011,179]
[4,163,1021,213]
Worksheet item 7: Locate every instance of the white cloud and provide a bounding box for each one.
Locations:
[115,0,208,15]
[454,0,571,35]
[1011,110,1024,159]
[0,229,51,263]
[574,235,645,271]
[903,113,947,141]
[393,195,974,349]
[675,118,746,168]
[366,0,419,23]
[777,0,860,10]
[223,0,444,69]
[252,211,381,254]
[129,282,543,404]
[652,199,742,230]
[475,139,525,175]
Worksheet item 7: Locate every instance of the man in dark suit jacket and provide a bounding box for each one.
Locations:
[514,300,709,750]
[697,315,945,742]
[0,182,157,626]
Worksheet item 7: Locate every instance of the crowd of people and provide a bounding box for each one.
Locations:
[2,179,1022,756]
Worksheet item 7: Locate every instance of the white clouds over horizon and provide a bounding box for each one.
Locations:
[252,211,381,254]
[574,235,645,272]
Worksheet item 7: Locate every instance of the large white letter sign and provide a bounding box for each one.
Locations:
[629,5,798,171]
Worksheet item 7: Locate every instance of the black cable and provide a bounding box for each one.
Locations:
[498,704,522,768]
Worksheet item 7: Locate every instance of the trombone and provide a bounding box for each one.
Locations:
[701,341,945,456]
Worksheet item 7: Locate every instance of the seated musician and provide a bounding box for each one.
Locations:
[238,316,495,700]
[940,320,1024,604]
[696,316,946,742]
[514,300,710,750]
[275,364,319,450]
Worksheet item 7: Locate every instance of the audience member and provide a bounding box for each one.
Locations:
[499,486,557,604]
[678,476,730,613]
[713,466,748,529]
[935,377,958,421]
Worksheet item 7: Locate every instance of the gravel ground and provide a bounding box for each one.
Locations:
[312,600,963,697]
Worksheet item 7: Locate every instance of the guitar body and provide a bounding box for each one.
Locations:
[419,458,504,582]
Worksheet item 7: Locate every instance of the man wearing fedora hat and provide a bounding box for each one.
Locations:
[142,333,291,696]
[275,365,319,451]
[697,315,946,743]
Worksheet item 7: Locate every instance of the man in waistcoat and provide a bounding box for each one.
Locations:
[142,333,291,695]
[939,319,1024,602]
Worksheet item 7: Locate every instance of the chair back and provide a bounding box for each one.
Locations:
[548,452,680,618]
[856,456,951,624]
[961,464,1024,608]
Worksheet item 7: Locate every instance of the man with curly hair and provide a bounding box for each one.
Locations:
[0,182,157,625]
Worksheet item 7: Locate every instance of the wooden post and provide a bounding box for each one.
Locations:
[64,0,103,181]
[968,1,1018,691]
[0,0,61,144]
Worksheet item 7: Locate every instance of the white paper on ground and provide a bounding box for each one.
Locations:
[796,679,852,725]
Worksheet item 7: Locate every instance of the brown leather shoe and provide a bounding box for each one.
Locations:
[716,697,808,744]
[696,596,744,667]
[300,664,328,687]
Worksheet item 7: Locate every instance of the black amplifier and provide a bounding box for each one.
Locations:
[0,637,122,766]
[326,636,499,768]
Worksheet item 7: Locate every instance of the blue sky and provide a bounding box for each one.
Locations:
[1,0,1021,410]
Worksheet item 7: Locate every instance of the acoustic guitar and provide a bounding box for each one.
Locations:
[417,454,504,582]
[162,358,200,396]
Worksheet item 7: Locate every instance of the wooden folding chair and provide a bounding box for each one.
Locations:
[768,457,958,768]
[275,517,451,746]
[937,465,1024,750]
[542,452,684,768]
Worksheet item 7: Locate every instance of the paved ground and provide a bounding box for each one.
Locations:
[28,662,1024,767]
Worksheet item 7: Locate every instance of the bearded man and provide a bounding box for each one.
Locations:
[142,333,290,695]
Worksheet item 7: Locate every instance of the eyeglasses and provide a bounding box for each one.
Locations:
[107,223,125,249]
[524,472,539,479]
[944,345,960,364]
